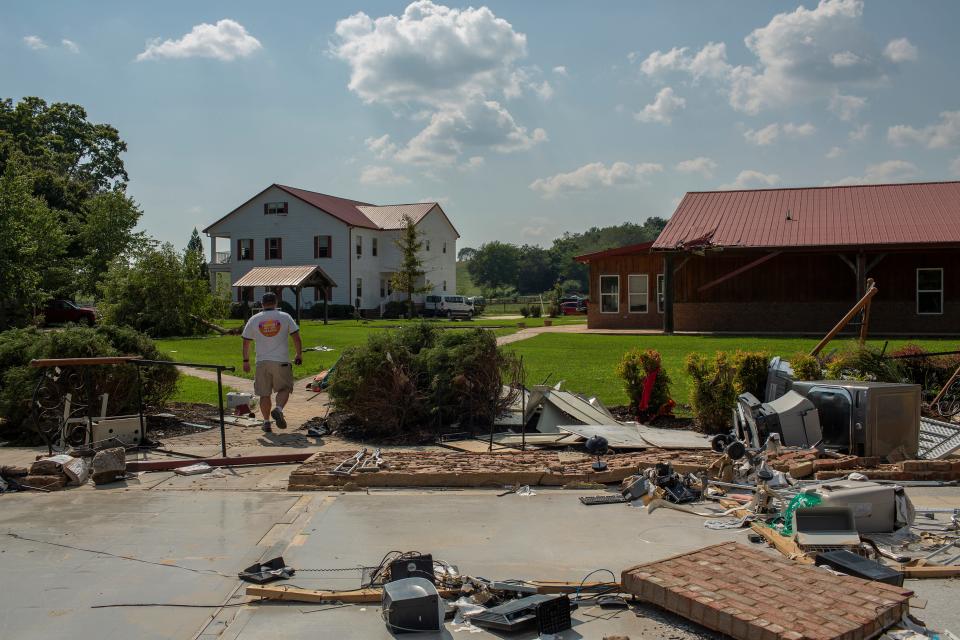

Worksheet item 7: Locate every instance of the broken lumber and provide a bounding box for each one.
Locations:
[900,565,960,579]
[719,499,813,564]
[247,585,459,603]
[127,452,314,472]
[190,314,242,336]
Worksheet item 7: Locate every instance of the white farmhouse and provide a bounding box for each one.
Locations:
[203,184,458,315]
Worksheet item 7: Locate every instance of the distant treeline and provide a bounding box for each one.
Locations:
[460,217,667,295]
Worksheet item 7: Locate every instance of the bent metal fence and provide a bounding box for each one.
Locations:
[30,356,233,457]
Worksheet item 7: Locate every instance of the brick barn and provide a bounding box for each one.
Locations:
[577,181,960,335]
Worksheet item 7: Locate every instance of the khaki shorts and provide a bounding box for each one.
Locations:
[254,361,295,396]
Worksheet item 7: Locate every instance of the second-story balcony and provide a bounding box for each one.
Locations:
[209,251,231,269]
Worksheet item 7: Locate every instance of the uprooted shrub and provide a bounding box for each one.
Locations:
[327,323,522,441]
[0,325,178,444]
[823,345,907,383]
[889,344,960,398]
[685,351,737,434]
[616,348,672,418]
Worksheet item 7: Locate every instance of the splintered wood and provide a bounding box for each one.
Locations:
[288,449,719,490]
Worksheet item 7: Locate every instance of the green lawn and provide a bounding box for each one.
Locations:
[156,317,586,380]
[455,261,482,296]
[504,334,960,412]
[170,374,236,404]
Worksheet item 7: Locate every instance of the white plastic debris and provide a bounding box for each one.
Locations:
[847,472,869,481]
[174,462,213,476]
[515,485,536,497]
[63,457,90,485]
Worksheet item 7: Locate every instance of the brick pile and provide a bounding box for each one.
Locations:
[767,450,960,481]
[622,542,913,640]
[288,449,720,490]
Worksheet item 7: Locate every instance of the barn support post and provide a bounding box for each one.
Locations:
[295,287,302,325]
[322,287,329,325]
[663,253,675,334]
[855,251,867,302]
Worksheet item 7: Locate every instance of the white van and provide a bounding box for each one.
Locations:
[423,295,473,318]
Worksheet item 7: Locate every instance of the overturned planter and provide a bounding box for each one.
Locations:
[288,449,720,490]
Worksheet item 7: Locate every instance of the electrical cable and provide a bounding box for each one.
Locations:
[573,568,619,602]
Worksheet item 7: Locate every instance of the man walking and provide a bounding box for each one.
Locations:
[242,292,302,432]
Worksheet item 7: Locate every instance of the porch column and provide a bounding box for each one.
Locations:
[663,252,675,334]
[323,287,329,325]
[855,251,867,302]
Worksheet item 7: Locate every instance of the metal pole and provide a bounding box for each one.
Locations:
[217,368,227,457]
[520,355,526,452]
[135,363,146,447]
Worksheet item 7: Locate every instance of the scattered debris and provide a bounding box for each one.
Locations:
[91,447,126,485]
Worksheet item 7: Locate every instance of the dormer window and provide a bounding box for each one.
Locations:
[264,202,288,215]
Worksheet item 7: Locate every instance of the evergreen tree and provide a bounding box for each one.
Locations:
[186,228,208,281]
[390,215,431,318]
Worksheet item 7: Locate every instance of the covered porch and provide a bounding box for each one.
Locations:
[232,265,338,325]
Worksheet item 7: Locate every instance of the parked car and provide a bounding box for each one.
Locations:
[560,301,586,315]
[467,296,486,314]
[423,295,473,318]
[41,299,97,325]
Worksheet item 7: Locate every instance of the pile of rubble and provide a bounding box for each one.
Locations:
[0,447,127,493]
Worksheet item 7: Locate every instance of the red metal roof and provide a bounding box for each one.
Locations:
[274,184,379,229]
[574,241,655,263]
[652,181,960,251]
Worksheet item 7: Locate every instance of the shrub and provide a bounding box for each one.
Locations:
[823,345,907,383]
[732,350,770,399]
[278,300,296,316]
[0,325,177,444]
[685,351,737,434]
[519,306,530,318]
[790,353,823,381]
[229,302,253,320]
[888,344,960,398]
[328,323,522,441]
[616,349,672,418]
[381,301,408,319]
[530,305,542,318]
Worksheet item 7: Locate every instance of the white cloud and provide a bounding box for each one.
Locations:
[365,134,397,159]
[832,159,919,185]
[884,37,918,63]
[829,92,867,121]
[23,35,46,50]
[521,216,551,238]
[675,157,718,178]
[552,65,567,76]
[136,19,262,62]
[460,155,485,171]
[61,39,79,53]
[634,87,685,124]
[359,165,410,185]
[743,122,815,145]
[826,146,843,159]
[719,170,780,190]
[888,111,960,149]
[529,161,663,198]
[849,123,870,142]
[332,1,547,166]
[951,157,960,178]
[637,1,907,115]
[830,51,861,68]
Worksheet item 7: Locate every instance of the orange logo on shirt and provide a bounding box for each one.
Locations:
[258,319,282,337]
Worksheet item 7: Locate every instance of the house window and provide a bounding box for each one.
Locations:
[356,235,362,258]
[237,239,254,261]
[380,279,386,298]
[239,287,254,302]
[314,235,332,259]
[372,238,378,257]
[442,241,447,254]
[443,280,447,292]
[426,239,431,251]
[917,268,944,315]
[657,274,665,314]
[599,275,619,313]
[355,277,362,300]
[264,202,288,215]
[628,275,648,313]
[265,237,282,260]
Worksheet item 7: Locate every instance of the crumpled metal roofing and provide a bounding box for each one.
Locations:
[232,265,337,288]
[652,181,960,251]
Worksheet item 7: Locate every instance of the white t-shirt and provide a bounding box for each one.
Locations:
[242,309,299,363]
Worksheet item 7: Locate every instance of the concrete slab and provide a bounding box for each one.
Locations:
[0,490,299,640]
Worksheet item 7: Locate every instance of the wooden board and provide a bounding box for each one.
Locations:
[901,565,960,579]
[718,499,813,564]
[247,581,620,603]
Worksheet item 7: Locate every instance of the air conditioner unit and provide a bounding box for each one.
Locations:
[788,381,920,459]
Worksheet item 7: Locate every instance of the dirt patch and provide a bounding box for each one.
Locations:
[147,402,226,438]
[607,405,695,431]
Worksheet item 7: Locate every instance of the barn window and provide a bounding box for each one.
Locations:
[443,241,447,254]
[628,275,648,313]
[264,202,288,215]
[356,277,363,300]
[372,237,378,257]
[380,279,386,298]
[917,268,943,315]
[314,235,332,258]
[426,239,431,251]
[356,235,362,258]
[657,274,665,314]
[599,275,619,313]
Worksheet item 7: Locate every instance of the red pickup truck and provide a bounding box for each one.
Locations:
[42,299,97,326]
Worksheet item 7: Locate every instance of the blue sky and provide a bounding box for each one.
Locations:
[4,1,960,251]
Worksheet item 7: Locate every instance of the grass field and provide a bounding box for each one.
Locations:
[504,334,960,412]
[170,373,235,404]
[455,261,481,296]
[156,316,586,381]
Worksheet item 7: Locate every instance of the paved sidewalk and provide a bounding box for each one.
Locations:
[494,323,661,346]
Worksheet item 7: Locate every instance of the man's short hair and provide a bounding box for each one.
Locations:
[262,292,278,306]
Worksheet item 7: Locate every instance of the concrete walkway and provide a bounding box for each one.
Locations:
[494,323,661,346]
